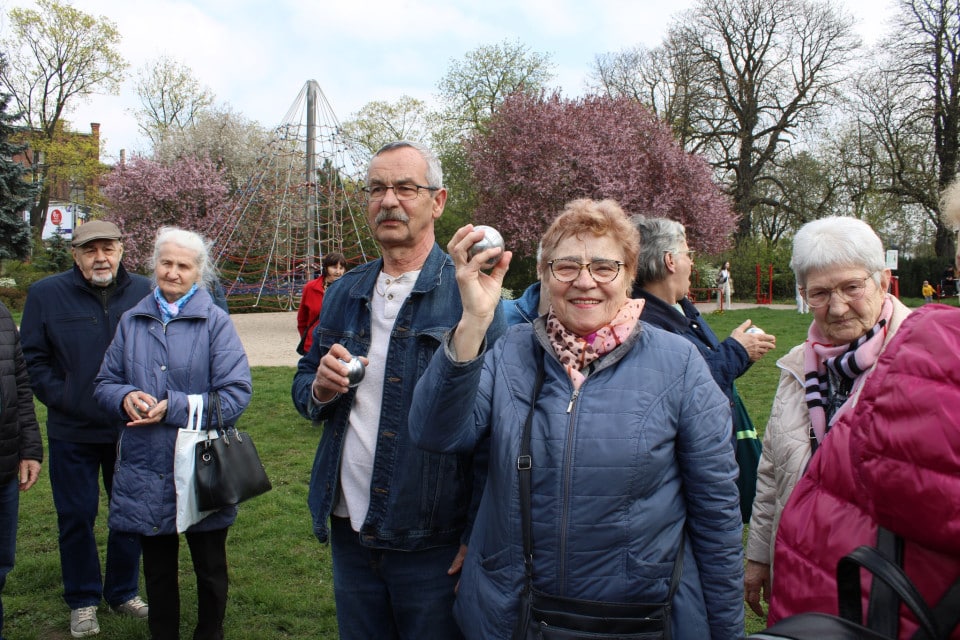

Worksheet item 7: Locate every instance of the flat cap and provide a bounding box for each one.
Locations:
[71,220,122,247]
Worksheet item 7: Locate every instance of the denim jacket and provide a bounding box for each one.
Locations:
[291,243,505,550]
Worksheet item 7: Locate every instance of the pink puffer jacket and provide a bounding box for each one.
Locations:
[770,303,960,638]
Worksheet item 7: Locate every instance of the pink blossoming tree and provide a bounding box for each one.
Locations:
[467,92,736,259]
[102,154,230,272]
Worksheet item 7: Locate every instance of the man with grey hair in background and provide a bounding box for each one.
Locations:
[20,220,151,638]
[292,141,505,639]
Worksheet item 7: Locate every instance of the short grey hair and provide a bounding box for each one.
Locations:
[631,215,687,287]
[150,227,218,291]
[368,140,443,188]
[790,217,885,288]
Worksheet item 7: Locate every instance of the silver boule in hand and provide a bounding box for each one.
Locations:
[339,358,365,388]
[468,225,504,269]
[745,326,765,335]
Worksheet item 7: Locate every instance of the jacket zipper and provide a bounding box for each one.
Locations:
[558,386,580,590]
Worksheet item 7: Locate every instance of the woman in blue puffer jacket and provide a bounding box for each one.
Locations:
[410,200,744,640]
[95,227,251,640]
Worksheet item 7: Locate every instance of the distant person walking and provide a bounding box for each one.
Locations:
[922,279,935,303]
[795,282,809,314]
[717,261,732,308]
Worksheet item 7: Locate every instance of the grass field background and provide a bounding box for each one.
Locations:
[5,298,939,638]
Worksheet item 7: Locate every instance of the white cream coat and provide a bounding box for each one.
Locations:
[745,296,911,568]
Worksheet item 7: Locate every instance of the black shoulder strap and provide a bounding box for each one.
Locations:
[837,541,938,638]
[867,526,903,637]
[517,342,685,597]
[924,576,960,639]
[519,345,545,582]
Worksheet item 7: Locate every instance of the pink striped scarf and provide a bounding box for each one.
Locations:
[546,299,645,390]
[803,296,893,442]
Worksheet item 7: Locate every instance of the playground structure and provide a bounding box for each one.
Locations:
[755,264,773,304]
[204,80,376,310]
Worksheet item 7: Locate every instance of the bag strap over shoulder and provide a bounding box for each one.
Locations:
[926,577,960,639]
[866,527,903,637]
[519,345,545,582]
[837,543,938,638]
[517,342,685,598]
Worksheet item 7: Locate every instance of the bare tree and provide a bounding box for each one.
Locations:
[671,0,860,238]
[862,0,960,257]
[0,0,125,237]
[134,55,215,149]
[590,32,720,153]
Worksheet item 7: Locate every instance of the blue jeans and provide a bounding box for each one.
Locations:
[329,517,464,640]
[48,438,141,609]
[0,477,19,640]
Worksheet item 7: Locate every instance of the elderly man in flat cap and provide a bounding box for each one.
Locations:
[20,220,152,638]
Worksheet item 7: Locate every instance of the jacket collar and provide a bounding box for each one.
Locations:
[131,286,215,321]
[348,243,448,301]
[70,262,132,291]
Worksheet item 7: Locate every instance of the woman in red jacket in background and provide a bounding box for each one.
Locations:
[297,252,346,355]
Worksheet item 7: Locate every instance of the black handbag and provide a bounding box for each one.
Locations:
[513,349,683,640]
[194,393,272,512]
[749,528,960,640]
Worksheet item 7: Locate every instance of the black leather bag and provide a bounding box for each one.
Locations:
[748,530,960,640]
[513,351,681,640]
[519,556,681,639]
[194,394,272,511]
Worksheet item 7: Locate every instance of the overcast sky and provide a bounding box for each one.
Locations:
[1,0,897,162]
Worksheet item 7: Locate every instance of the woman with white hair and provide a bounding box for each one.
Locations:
[95,227,252,640]
[744,216,911,619]
[755,192,960,638]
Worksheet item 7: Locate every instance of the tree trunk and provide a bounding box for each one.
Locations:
[30,181,50,243]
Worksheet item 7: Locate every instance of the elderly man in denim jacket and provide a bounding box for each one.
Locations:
[292,140,505,640]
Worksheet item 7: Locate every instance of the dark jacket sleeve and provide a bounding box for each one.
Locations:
[15,331,42,463]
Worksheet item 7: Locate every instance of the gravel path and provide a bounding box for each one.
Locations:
[231,311,301,367]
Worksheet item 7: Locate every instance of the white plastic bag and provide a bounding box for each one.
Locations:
[174,394,218,533]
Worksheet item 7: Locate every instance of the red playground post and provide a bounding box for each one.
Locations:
[755,264,773,304]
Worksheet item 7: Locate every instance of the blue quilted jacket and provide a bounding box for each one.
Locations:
[95,288,252,535]
[409,319,744,640]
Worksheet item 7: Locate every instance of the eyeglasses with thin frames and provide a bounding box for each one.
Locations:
[363,184,438,201]
[801,273,877,308]
[548,259,624,283]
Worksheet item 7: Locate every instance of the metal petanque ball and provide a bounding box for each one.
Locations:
[468,225,504,269]
[339,358,365,388]
[745,326,765,335]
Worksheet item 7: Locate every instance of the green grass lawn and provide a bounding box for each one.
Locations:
[7,367,338,639]
[6,299,937,638]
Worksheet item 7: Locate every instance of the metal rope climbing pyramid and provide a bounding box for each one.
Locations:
[205,80,376,311]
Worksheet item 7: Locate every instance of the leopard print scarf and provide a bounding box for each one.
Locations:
[545,298,645,390]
